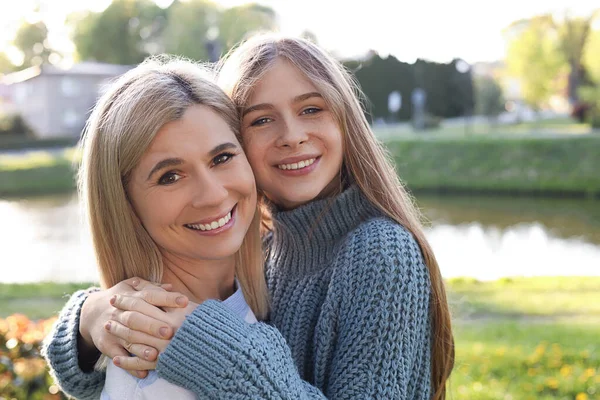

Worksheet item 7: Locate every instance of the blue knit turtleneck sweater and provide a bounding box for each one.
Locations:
[42,186,433,399]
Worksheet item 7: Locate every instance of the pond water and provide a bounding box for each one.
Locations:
[1,192,598,283]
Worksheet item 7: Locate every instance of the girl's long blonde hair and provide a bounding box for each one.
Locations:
[79,56,268,319]
[217,34,454,398]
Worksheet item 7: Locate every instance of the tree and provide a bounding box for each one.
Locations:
[0,53,15,74]
[13,21,59,68]
[583,24,600,85]
[71,0,167,64]
[162,0,220,62]
[163,0,276,62]
[218,3,276,53]
[505,16,565,110]
[474,76,505,120]
[505,10,600,109]
[300,30,318,44]
[555,10,600,104]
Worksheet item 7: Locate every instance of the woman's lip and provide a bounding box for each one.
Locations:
[274,155,320,166]
[185,206,236,236]
[187,205,236,226]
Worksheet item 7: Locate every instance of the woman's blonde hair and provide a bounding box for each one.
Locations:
[79,56,268,319]
[217,33,454,398]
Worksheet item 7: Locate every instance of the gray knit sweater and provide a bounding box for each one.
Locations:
[43,186,433,399]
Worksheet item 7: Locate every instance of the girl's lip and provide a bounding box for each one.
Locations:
[275,155,320,166]
[274,157,320,176]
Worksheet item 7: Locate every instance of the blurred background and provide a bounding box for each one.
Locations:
[0,1,599,399]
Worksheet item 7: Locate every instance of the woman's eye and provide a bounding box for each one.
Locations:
[213,152,235,165]
[158,172,181,185]
[301,107,321,115]
[250,117,271,126]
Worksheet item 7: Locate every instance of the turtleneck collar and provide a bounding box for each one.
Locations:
[269,185,382,248]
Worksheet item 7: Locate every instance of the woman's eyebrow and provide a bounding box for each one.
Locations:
[147,158,183,181]
[146,142,238,181]
[208,142,238,157]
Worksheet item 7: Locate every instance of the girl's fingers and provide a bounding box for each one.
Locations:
[113,355,157,373]
[118,340,159,362]
[110,294,168,321]
[136,289,188,309]
[111,308,173,339]
[99,341,130,361]
[123,277,160,290]
[105,320,171,353]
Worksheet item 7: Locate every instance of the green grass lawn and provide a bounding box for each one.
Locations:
[0,148,79,197]
[446,277,600,399]
[0,282,94,319]
[1,277,599,398]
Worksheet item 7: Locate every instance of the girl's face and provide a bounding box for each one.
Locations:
[127,105,257,264]
[241,59,344,210]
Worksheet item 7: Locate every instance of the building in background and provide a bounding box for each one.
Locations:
[0,62,132,138]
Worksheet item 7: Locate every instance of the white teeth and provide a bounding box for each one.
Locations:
[278,158,315,170]
[187,212,231,232]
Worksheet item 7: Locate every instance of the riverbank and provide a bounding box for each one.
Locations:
[387,134,600,199]
[1,276,598,399]
[1,134,599,198]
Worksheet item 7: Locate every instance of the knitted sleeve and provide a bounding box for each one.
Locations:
[156,218,433,399]
[323,218,432,399]
[41,288,106,400]
[156,300,326,398]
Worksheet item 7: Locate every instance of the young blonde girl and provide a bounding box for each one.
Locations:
[44,34,454,399]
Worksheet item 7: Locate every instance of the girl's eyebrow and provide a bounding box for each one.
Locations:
[242,103,273,117]
[292,92,322,103]
[243,92,323,117]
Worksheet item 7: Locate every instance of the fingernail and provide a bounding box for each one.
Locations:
[113,357,120,366]
[137,371,145,379]
[144,349,151,359]
[109,295,116,305]
[159,327,169,338]
[132,279,139,287]
[176,296,186,306]
[105,321,111,331]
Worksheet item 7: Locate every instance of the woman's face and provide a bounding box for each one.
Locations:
[128,104,257,263]
[241,58,344,210]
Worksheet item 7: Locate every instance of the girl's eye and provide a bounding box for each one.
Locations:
[158,172,182,185]
[301,107,321,115]
[250,117,272,127]
[213,152,236,165]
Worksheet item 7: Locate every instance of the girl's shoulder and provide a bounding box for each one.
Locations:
[338,216,428,278]
[350,216,419,250]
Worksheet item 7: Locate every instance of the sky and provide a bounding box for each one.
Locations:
[0,0,598,66]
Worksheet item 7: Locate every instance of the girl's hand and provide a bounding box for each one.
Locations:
[80,277,189,377]
[104,278,197,373]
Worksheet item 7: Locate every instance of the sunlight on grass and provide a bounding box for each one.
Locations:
[451,321,600,399]
[0,151,60,170]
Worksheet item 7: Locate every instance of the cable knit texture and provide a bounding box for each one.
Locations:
[41,288,103,400]
[43,186,433,399]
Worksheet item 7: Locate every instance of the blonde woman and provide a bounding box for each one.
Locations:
[43,57,268,399]
[45,34,454,399]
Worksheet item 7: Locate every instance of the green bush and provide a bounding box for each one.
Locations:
[0,314,67,399]
[0,114,34,137]
[386,136,600,197]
